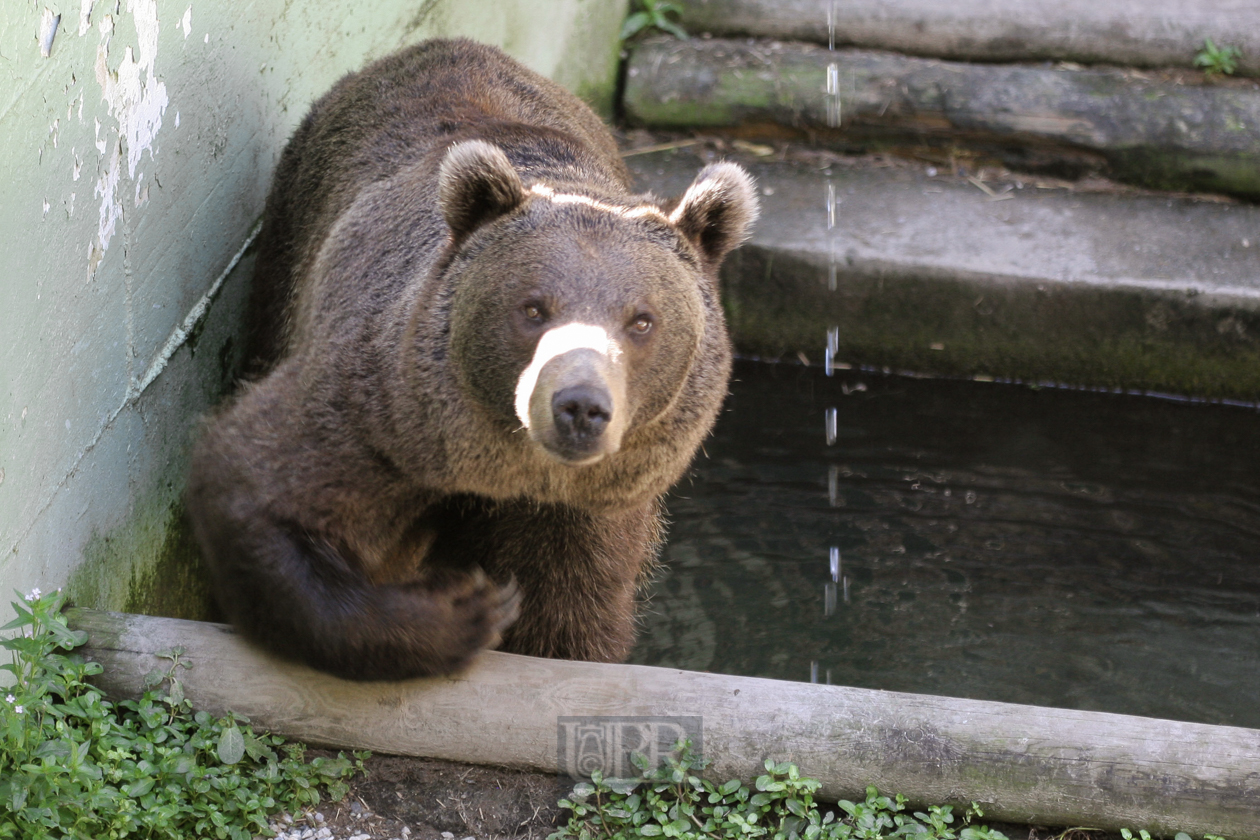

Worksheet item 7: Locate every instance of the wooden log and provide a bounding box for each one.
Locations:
[69,608,1260,839]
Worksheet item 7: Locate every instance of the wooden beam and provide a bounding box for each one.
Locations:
[68,608,1260,838]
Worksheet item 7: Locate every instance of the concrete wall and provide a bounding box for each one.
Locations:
[0,0,628,624]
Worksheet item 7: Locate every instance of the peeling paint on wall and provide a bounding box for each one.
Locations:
[38,9,62,58]
[89,0,170,280]
[79,0,97,36]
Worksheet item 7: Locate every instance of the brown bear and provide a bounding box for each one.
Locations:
[186,38,757,681]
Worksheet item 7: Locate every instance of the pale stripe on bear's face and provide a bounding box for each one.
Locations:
[514,323,623,429]
[528,184,668,222]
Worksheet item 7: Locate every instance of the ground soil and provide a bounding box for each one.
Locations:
[275,753,569,840]
[284,751,1110,840]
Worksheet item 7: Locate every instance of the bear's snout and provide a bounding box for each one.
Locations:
[528,348,627,465]
[552,382,613,450]
[514,323,629,465]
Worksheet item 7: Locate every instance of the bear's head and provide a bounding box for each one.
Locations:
[438,140,757,477]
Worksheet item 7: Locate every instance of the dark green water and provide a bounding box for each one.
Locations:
[631,359,1260,729]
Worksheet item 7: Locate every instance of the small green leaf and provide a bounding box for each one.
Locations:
[619,11,651,40]
[609,778,642,795]
[656,18,689,40]
[126,777,155,797]
[168,678,184,707]
[217,724,245,765]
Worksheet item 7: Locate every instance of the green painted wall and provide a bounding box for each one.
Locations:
[0,0,629,626]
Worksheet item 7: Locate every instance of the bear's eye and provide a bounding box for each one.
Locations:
[629,314,653,335]
[522,304,544,322]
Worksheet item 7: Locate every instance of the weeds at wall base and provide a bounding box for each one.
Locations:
[0,590,365,839]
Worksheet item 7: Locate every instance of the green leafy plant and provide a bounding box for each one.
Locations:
[1,589,366,839]
[620,0,688,42]
[1124,833,1226,840]
[554,742,1233,840]
[550,740,1007,840]
[1194,38,1242,77]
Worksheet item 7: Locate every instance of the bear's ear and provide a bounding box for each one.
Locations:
[438,140,526,246]
[669,162,759,266]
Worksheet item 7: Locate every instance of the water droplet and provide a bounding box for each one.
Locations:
[825,63,842,127]
[825,407,837,445]
[830,547,841,581]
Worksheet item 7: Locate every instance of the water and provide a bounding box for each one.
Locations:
[631,360,1260,729]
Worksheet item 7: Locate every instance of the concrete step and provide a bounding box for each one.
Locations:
[625,144,1260,401]
[673,0,1260,78]
[624,38,1260,199]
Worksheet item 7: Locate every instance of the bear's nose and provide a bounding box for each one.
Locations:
[552,384,612,444]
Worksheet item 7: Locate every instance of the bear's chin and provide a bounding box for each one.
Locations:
[556,452,607,468]
[535,436,618,468]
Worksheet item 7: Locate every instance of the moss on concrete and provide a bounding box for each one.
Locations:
[69,470,216,622]
[1110,148,1260,198]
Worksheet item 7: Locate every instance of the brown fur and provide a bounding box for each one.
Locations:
[187,38,757,680]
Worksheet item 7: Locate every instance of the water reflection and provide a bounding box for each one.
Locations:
[631,360,1260,728]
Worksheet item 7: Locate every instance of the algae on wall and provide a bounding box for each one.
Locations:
[0,0,629,625]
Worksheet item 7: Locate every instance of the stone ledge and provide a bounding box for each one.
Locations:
[624,37,1260,199]
[674,0,1260,77]
[628,147,1260,401]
